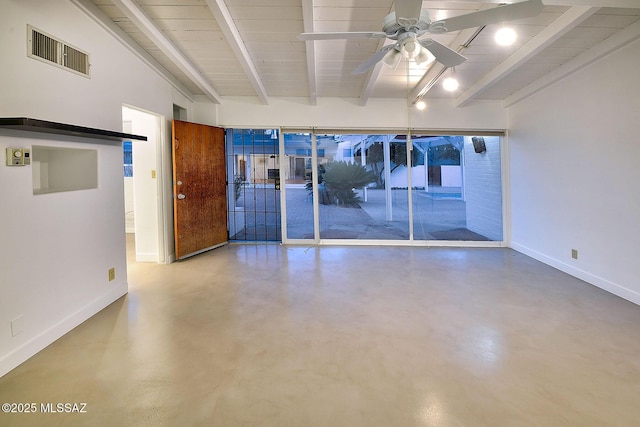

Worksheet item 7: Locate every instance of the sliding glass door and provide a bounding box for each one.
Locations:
[316,134,410,240]
[281,130,504,244]
[282,133,314,240]
[409,135,503,241]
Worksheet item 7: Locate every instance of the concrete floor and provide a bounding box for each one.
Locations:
[1,241,640,426]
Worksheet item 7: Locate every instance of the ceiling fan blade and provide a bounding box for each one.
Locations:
[394,0,423,27]
[352,45,396,75]
[435,0,544,33]
[420,39,467,67]
[299,32,387,41]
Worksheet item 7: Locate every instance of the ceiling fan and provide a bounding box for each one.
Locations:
[299,0,544,75]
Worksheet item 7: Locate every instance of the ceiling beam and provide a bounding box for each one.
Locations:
[358,53,386,107]
[455,5,600,107]
[301,0,318,106]
[359,1,399,107]
[505,18,640,107]
[360,40,402,106]
[110,0,222,104]
[205,0,270,105]
[70,0,195,102]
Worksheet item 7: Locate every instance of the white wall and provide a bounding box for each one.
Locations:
[0,133,128,377]
[124,177,135,232]
[464,136,503,241]
[441,165,462,187]
[508,39,640,305]
[0,0,193,376]
[215,97,507,130]
[389,165,427,189]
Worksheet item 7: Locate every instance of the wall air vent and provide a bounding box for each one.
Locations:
[27,25,90,77]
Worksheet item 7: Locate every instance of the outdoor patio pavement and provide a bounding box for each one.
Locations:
[231,185,491,242]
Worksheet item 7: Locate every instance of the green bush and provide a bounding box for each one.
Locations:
[322,161,376,206]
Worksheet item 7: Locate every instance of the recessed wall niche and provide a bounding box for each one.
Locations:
[32,145,98,194]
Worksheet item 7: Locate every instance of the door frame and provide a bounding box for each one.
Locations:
[123,104,171,264]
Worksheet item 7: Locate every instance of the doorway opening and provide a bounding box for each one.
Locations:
[122,105,166,262]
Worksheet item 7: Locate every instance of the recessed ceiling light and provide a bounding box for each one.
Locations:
[442,77,459,92]
[416,100,426,110]
[495,27,517,46]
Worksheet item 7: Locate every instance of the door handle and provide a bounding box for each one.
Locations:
[177,194,186,200]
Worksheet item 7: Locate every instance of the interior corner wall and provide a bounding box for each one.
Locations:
[507,38,640,305]
[0,0,192,376]
[193,100,219,126]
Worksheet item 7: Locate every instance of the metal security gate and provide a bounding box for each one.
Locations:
[226,129,281,242]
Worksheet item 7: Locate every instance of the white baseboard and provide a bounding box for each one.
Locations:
[0,286,128,378]
[510,242,640,306]
[135,252,158,262]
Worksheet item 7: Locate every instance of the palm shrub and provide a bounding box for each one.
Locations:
[322,161,377,206]
[234,175,244,202]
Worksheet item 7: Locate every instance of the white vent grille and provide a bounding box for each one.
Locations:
[28,26,90,77]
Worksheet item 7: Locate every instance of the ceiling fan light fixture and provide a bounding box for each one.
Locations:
[414,46,435,66]
[495,27,517,46]
[402,39,421,59]
[382,48,403,69]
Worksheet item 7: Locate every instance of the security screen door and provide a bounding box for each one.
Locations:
[226,129,282,242]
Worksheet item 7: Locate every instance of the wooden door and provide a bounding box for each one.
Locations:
[172,120,227,259]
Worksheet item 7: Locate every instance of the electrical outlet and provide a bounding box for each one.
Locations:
[108,268,116,281]
[11,316,24,337]
[571,249,578,260]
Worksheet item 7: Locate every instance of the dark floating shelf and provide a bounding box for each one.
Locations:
[0,117,147,142]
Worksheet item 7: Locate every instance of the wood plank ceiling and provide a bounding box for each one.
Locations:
[75,0,640,106]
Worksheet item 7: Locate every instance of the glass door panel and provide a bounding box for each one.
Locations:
[280,131,503,244]
[411,135,502,241]
[317,134,409,240]
[283,132,314,240]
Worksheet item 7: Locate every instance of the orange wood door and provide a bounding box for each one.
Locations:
[172,120,227,259]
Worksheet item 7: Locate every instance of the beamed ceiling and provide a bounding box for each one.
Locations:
[72,0,640,107]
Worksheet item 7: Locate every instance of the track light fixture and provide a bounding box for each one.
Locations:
[442,67,459,92]
[495,27,517,46]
